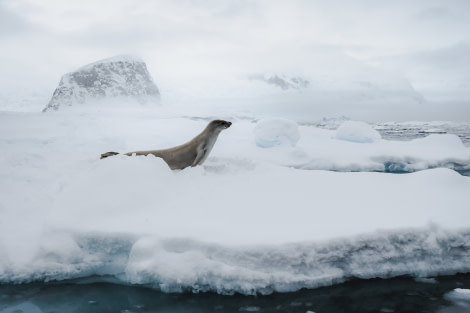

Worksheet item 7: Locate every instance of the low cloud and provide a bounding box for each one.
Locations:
[1,0,470,113]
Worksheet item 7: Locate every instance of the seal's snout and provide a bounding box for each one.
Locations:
[213,120,231,129]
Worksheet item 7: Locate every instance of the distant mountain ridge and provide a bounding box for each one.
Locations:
[250,74,310,91]
[43,55,160,112]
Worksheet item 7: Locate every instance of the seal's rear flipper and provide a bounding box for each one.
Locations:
[100,152,119,159]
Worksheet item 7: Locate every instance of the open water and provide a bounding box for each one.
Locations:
[374,122,470,147]
[1,274,470,313]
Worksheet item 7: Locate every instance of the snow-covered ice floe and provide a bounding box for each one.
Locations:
[1,227,469,295]
[0,109,469,295]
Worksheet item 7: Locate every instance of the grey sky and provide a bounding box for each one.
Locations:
[1,0,469,114]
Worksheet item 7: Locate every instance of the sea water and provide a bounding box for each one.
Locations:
[1,274,470,313]
[374,122,470,147]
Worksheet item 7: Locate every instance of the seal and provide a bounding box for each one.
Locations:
[100,120,232,170]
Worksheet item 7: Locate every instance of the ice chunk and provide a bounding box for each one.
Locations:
[254,117,300,148]
[336,121,382,143]
[239,306,261,312]
[444,288,470,310]
[446,288,470,300]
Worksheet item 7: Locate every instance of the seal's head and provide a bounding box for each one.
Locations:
[210,120,232,131]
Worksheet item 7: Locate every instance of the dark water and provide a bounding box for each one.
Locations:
[1,274,470,313]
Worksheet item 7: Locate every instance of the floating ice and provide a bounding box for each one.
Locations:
[335,120,382,143]
[0,109,469,295]
[444,288,470,311]
[448,288,470,299]
[1,227,470,295]
[254,117,300,148]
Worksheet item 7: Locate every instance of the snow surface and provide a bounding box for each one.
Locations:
[254,118,300,148]
[0,107,470,295]
[335,120,381,143]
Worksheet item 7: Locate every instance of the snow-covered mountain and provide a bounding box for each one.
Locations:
[249,74,310,91]
[239,57,426,121]
[42,55,160,112]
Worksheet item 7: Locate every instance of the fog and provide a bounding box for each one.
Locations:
[1,0,469,120]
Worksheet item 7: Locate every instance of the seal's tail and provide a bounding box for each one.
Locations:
[100,152,119,159]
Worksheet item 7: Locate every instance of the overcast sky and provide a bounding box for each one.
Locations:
[1,0,470,107]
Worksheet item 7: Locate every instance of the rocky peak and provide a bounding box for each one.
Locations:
[43,55,160,112]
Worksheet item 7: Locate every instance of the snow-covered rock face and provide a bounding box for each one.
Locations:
[43,55,160,112]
